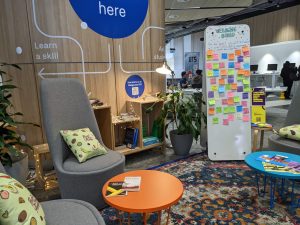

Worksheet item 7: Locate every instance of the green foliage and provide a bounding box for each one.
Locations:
[157,90,206,142]
[0,63,37,167]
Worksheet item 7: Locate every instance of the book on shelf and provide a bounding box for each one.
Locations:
[106,182,127,197]
[124,128,139,149]
[122,176,141,192]
[143,136,160,147]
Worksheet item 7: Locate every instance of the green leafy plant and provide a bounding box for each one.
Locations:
[0,63,37,167]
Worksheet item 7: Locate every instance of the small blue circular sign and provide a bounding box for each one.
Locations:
[125,75,145,98]
[69,0,149,39]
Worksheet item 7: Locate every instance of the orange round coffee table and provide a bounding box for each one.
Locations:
[102,170,184,225]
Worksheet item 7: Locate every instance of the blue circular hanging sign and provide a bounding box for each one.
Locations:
[69,0,149,39]
[125,75,145,98]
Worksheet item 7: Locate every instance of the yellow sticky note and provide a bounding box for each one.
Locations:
[231,83,237,90]
[207,70,213,77]
[243,79,250,85]
[228,53,235,61]
[234,96,240,103]
[220,69,227,76]
[213,63,219,70]
[207,55,213,61]
[219,78,225,85]
[228,69,235,76]
[208,99,216,106]
[207,50,214,56]
[235,49,241,56]
[211,85,218,91]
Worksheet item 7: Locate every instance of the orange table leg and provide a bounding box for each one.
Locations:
[157,211,161,225]
[165,207,171,225]
[143,213,147,225]
[116,210,123,225]
[128,212,131,225]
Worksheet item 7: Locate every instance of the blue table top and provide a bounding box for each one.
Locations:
[245,151,300,179]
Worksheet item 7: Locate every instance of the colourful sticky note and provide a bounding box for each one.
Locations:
[223,119,229,125]
[219,62,225,69]
[207,70,213,77]
[242,101,248,107]
[206,63,213,70]
[243,63,250,70]
[225,84,231,91]
[228,97,234,105]
[237,56,244,63]
[243,115,250,122]
[229,106,236,113]
[213,63,219,70]
[231,83,237,90]
[228,53,235,61]
[228,114,234,121]
[237,69,245,75]
[207,55,213,61]
[235,62,241,69]
[213,70,220,77]
[235,49,241,56]
[213,117,219,124]
[228,69,235,76]
[243,93,249,99]
[211,85,218,91]
[244,84,251,92]
[218,86,225,93]
[210,78,216,85]
[208,91,214,98]
[216,107,222,114]
[244,57,250,63]
[237,113,243,120]
[244,51,250,57]
[237,86,244,92]
[244,70,251,76]
[236,105,243,112]
[242,46,249,53]
[227,92,234,98]
[219,78,225,85]
[228,62,235,68]
[220,69,227,76]
[208,107,215,115]
[224,107,230,114]
[237,75,244,81]
[234,96,240,103]
[228,76,234,84]
[222,99,228,105]
[213,54,219,61]
[243,108,249,114]
[222,53,228,60]
[207,50,213,56]
[243,79,250,85]
[209,99,216,106]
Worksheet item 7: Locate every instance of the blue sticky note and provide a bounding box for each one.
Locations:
[208,91,214,98]
[243,92,249,99]
[228,76,234,84]
[243,63,250,70]
[237,56,244,63]
[236,105,243,112]
[218,86,225,93]
[228,62,235,68]
[221,53,228,59]
[213,70,220,77]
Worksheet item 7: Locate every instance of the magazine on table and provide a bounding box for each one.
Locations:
[122,176,141,192]
[258,154,300,173]
[106,182,127,197]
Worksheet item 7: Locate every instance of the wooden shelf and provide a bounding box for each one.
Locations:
[92,104,111,110]
[112,116,140,125]
[117,143,163,155]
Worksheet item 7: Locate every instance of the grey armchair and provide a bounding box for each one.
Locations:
[40,78,125,209]
[0,162,106,225]
[268,86,300,154]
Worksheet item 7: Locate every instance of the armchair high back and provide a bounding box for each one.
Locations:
[40,78,125,209]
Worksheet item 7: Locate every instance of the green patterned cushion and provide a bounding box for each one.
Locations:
[0,173,45,225]
[60,128,107,163]
[278,124,300,141]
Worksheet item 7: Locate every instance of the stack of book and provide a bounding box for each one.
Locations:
[124,128,139,149]
[105,176,141,197]
[257,154,300,174]
[143,136,160,147]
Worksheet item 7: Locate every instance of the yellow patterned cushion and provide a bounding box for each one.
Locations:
[0,173,45,225]
[278,124,300,141]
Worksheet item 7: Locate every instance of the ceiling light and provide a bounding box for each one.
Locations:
[156,62,172,75]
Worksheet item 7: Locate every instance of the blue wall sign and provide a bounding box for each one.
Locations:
[69,0,149,39]
[125,75,145,98]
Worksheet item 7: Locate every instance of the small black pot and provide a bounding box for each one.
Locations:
[170,130,193,156]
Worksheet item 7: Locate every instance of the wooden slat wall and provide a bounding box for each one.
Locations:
[0,0,165,146]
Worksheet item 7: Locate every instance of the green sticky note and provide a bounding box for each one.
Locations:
[213,117,219,124]
[237,75,244,81]
[228,69,235,76]
[208,99,216,106]
[224,107,230,114]
[207,70,213,77]
[243,79,250,85]
[244,84,250,92]
[234,96,240,103]
[213,63,219,70]
[225,84,231,91]
[229,106,236,113]
[216,107,222,114]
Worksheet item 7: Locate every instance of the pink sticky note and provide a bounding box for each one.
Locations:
[223,119,229,125]
[235,62,241,69]
[219,62,225,68]
[222,99,228,105]
[213,54,219,60]
[206,63,213,70]
[243,108,249,114]
[228,114,234,121]
[210,78,216,85]
[243,115,250,122]
[241,101,248,107]
[227,92,234,98]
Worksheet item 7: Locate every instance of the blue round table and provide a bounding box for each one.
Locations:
[245,151,300,208]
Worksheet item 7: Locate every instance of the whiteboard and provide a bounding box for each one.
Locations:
[205,25,251,161]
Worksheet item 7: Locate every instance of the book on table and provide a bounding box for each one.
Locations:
[106,182,127,197]
[122,176,141,192]
[257,154,300,173]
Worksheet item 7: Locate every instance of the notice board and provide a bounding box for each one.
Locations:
[205,25,251,160]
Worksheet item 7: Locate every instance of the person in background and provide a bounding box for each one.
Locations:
[180,71,188,89]
[192,69,202,89]
[280,61,293,99]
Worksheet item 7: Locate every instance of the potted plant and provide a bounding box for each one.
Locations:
[0,63,37,184]
[157,89,206,156]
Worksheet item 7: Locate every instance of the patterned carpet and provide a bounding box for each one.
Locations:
[101,153,300,225]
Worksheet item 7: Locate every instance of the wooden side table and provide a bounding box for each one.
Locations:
[251,126,273,151]
[33,144,58,191]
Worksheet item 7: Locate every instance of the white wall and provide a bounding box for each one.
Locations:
[251,40,300,73]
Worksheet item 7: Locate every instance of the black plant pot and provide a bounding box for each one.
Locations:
[170,130,193,156]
